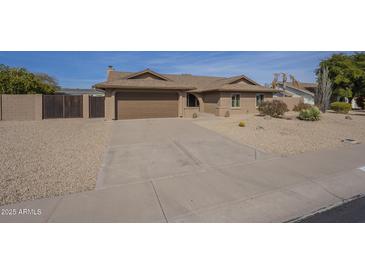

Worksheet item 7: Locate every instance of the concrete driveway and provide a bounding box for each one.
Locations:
[97,118,268,188]
[91,118,273,222]
[1,118,365,222]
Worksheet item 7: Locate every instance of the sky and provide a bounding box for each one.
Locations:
[0,51,349,89]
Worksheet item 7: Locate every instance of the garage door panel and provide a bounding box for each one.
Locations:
[117,92,178,120]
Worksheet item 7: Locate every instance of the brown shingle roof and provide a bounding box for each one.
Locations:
[94,69,276,93]
[94,79,195,90]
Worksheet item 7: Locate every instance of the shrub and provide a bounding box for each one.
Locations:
[192,113,198,119]
[258,100,289,117]
[298,106,321,121]
[355,96,365,110]
[238,121,245,127]
[224,111,230,117]
[330,102,352,114]
[293,102,312,112]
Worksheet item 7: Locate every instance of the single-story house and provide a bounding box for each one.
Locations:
[93,67,276,120]
[274,81,316,105]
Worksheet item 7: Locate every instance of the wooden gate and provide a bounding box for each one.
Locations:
[43,95,83,119]
[89,96,105,118]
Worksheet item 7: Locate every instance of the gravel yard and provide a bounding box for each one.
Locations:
[194,111,365,156]
[0,119,111,206]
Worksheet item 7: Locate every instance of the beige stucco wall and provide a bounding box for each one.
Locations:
[104,90,116,120]
[183,107,200,118]
[216,92,274,116]
[203,92,220,115]
[103,89,276,120]
[183,92,203,117]
[1,94,42,121]
[82,94,89,118]
[268,97,304,110]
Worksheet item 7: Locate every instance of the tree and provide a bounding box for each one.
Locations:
[316,52,365,100]
[35,73,60,90]
[0,64,57,94]
[315,66,332,112]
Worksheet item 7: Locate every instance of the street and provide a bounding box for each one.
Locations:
[299,196,365,223]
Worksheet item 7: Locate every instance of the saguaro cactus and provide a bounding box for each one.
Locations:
[315,66,332,112]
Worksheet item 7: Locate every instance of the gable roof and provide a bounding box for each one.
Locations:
[95,69,276,93]
[122,69,171,81]
[220,75,260,85]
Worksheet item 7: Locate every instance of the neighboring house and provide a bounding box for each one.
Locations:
[274,81,316,105]
[93,67,276,120]
[56,88,105,96]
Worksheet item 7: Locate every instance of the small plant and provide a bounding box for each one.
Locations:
[298,106,321,121]
[192,112,198,119]
[330,102,352,114]
[258,100,288,118]
[238,121,245,127]
[293,102,312,112]
[224,111,230,117]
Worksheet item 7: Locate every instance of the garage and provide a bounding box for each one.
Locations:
[116,91,179,120]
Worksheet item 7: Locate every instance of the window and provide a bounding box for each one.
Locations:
[231,94,240,108]
[187,93,199,107]
[256,94,264,107]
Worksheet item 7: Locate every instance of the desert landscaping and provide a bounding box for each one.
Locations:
[194,111,365,156]
[0,119,111,206]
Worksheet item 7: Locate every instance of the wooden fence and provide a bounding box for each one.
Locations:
[89,96,105,118]
[43,95,83,119]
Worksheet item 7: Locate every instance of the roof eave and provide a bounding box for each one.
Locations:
[200,88,275,93]
[93,84,196,91]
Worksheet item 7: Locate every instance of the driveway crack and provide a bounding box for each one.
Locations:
[150,180,168,223]
[171,139,202,167]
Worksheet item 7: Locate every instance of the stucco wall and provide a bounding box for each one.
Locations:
[184,107,200,118]
[217,92,274,116]
[268,97,304,110]
[1,94,42,121]
[82,94,89,118]
[203,92,220,114]
[104,90,116,120]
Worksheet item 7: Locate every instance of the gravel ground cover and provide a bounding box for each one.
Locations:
[0,119,111,206]
[194,111,365,156]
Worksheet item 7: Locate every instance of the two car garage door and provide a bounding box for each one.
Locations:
[116,92,179,120]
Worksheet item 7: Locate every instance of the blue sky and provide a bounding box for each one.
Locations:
[0,51,349,88]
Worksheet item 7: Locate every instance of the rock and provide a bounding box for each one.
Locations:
[264,115,271,120]
[256,126,264,130]
[342,138,360,144]
[345,115,352,120]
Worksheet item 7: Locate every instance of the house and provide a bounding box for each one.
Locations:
[56,88,105,96]
[93,67,276,120]
[274,81,316,105]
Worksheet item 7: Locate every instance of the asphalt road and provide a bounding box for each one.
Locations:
[299,196,365,223]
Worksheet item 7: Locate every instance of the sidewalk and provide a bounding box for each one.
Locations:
[1,143,365,223]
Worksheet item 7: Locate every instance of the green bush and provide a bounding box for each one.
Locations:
[298,106,321,121]
[330,102,352,114]
[192,113,198,119]
[238,121,245,127]
[293,102,312,112]
[258,100,289,117]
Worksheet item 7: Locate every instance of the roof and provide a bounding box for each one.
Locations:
[56,88,105,96]
[276,82,315,97]
[94,69,276,93]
